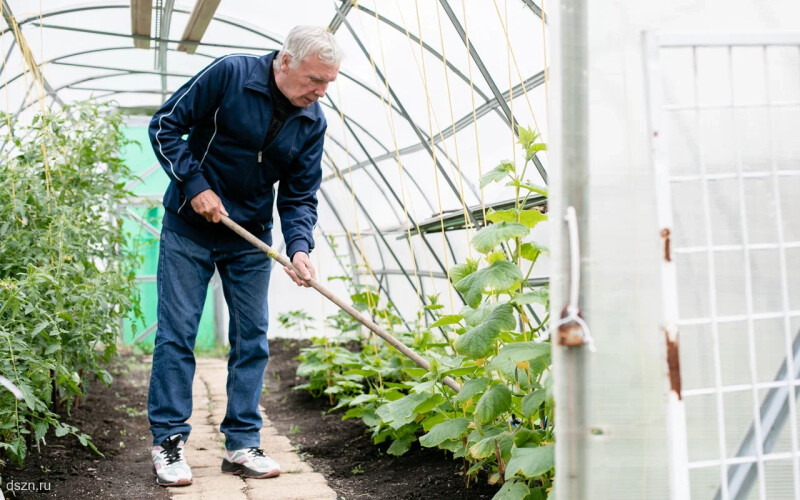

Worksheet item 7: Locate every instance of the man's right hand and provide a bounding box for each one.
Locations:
[190,189,229,223]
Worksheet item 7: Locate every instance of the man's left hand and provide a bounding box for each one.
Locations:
[284,252,315,287]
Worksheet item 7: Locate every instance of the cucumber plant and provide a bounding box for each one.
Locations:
[295,127,553,499]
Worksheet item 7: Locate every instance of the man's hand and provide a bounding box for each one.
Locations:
[284,252,315,287]
[191,189,228,223]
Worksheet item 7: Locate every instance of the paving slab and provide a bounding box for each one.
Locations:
[167,358,337,500]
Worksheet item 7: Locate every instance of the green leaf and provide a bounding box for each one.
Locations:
[472,222,529,254]
[349,394,378,406]
[44,343,61,355]
[521,390,548,418]
[421,412,446,432]
[454,303,516,358]
[414,393,446,414]
[510,289,549,306]
[492,481,530,500]
[513,428,543,447]
[504,445,554,480]
[387,433,415,456]
[429,314,463,328]
[526,143,547,161]
[474,384,512,423]
[486,250,507,264]
[485,208,546,229]
[518,181,548,197]
[376,392,431,429]
[517,126,539,149]
[454,261,523,308]
[480,161,513,189]
[31,322,49,336]
[487,342,551,374]
[469,429,513,459]
[449,259,478,285]
[491,341,550,366]
[33,420,48,442]
[463,301,509,327]
[454,377,490,404]
[351,290,380,306]
[419,418,471,447]
[519,241,548,263]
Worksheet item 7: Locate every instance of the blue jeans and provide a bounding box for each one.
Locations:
[148,228,272,450]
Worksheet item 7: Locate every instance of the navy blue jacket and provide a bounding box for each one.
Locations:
[149,51,325,256]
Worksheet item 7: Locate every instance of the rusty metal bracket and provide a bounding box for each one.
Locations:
[554,206,595,350]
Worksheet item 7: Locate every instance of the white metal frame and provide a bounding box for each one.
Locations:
[645,31,800,500]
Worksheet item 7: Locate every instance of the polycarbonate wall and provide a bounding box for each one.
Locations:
[0,1,550,336]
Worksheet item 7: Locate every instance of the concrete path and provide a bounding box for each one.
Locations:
[168,358,337,500]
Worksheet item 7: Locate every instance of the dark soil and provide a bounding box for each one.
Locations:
[261,338,501,500]
[1,354,170,500]
[2,339,500,500]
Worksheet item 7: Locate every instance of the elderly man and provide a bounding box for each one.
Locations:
[146,26,341,487]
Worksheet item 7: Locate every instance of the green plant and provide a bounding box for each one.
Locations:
[277,309,316,336]
[294,127,552,499]
[0,103,141,475]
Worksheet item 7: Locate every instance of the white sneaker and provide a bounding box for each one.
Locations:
[152,434,192,486]
[221,447,281,478]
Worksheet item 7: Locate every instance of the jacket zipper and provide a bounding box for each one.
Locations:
[258,113,301,164]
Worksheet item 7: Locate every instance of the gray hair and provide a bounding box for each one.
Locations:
[274,26,342,69]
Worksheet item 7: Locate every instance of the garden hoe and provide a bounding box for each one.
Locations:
[220,215,461,393]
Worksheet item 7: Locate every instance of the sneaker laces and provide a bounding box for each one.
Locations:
[161,436,184,466]
[247,447,266,458]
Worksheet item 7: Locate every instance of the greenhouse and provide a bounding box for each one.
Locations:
[0,0,799,499]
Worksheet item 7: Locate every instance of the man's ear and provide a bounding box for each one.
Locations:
[280,54,291,73]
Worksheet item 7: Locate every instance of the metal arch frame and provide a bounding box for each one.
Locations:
[326,92,463,296]
[0,1,65,108]
[317,185,395,312]
[520,0,547,22]
[323,153,444,321]
[335,6,483,216]
[437,0,548,184]
[6,1,545,155]
[5,9,478,301]
[8,1,536,178]
[0,38,16,78]
[321,139,406,223]
[0,45,219,88]
[314,200,412,332]
[155,0,175,102]
[6,2,533,197]
[326,70,546,181]
[346,4,494,106]
[4,4,406,115]
[5,0,547,311]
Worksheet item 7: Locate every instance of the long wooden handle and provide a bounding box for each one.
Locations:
[220,215,461,393]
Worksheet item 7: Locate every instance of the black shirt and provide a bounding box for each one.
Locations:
[262,63,299,150]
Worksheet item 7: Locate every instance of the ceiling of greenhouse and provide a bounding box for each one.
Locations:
[1,0,550,317]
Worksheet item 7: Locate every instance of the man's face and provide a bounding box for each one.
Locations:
[277,53,339,108]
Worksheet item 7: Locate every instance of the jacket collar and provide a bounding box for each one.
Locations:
[244,51,318,120]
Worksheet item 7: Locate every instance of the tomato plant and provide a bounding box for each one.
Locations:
[294,127,552,499]
[0,103,141,476]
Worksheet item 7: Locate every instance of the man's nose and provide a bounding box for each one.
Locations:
[314,82,328,97]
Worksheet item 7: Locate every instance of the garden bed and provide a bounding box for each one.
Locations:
[1,354,169,499]
[261,337,501,500]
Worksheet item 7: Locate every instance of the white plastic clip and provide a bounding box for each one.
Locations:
[0,375,23,400]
